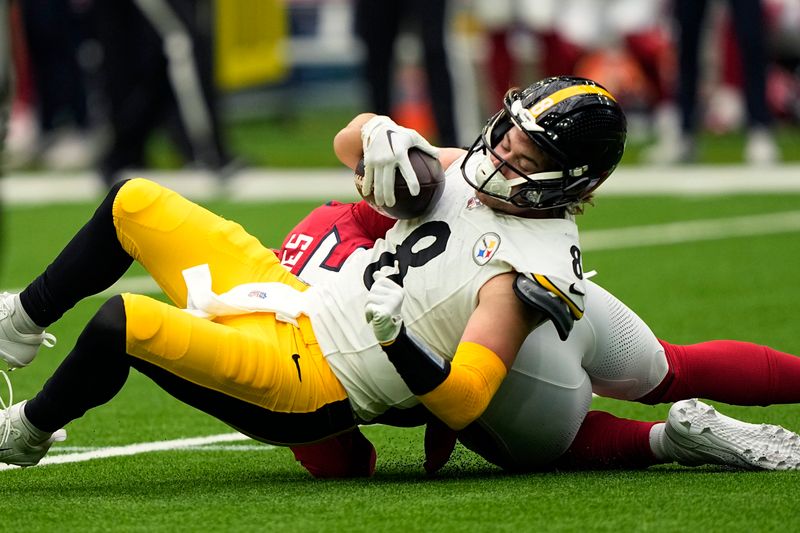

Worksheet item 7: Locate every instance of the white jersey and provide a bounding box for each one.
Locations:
[305,155,587,420]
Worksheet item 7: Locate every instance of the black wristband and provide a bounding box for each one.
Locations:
[382,325,451,395]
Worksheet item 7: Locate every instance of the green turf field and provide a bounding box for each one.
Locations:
[1,191,800,532]
[143,110,800,170]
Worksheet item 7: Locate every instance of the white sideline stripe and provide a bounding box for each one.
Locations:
[581,210,800,250]
[53,443,274,452]
[4,210,800,297]
[3,164,800,205]
[0,432,254,471]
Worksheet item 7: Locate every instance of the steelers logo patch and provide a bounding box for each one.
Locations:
[473,232,500,265]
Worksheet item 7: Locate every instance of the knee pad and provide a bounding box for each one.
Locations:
[115,178,163,216]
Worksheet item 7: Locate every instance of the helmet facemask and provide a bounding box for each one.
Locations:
[461,109,566,210]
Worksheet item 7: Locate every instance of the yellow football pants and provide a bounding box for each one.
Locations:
[112,178,350,433]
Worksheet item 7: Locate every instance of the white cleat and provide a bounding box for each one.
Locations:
[665,399,800,470]
[0,293,56,369]
[0,401,67,467]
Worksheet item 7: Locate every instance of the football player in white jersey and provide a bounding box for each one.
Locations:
[281,200,800,476]
[288,77,800,475]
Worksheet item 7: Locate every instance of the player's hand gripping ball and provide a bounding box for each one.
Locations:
[355,148,445,219]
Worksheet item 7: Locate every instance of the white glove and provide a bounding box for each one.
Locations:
[365,277,405,345]
[360,115,440,208]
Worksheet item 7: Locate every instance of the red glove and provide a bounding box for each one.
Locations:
[423,418,458,475]
[290,428,377,478]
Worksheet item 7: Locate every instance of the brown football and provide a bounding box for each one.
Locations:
[354,148,445,219]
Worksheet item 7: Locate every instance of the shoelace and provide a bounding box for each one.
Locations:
[0,292,57,350]
[0,369,13,447]
[42,333,56,349]
[0,295,11,321]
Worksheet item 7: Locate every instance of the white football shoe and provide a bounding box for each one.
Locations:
[0,401,67,467]
[664,399,800,470]
[0,293,56,369]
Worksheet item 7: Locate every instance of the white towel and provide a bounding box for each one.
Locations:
[181,264,312,326]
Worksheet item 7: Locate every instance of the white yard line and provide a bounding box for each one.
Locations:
[0,432,265,471]
[581,210,800,250]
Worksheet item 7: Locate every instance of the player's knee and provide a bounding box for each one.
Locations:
[79,295,127,352]
[96,179,129,221]
[122,295,163,343]
[114,178,164,217]
[91,296,126,334]
[635,340,677,404]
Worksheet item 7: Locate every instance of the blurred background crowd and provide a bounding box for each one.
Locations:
[1,0,799,184]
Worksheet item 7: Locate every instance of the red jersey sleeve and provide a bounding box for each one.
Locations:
[279,201,395,278]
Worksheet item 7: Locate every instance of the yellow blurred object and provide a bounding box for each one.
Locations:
[215,0,288,90]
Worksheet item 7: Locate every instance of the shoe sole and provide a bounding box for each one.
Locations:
[666,399,800,470]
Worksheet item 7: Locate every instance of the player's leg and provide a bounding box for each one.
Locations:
[554,280,800,469]
[20,181,137,327]
[555,399,800,471]
[579,280,800,406]
[639,339,800,406]
[457,320,594,471]
[1,293,355,467]
[290,429,377,478]
[1,180,132,367]
[21,176,305,323]
[112,177,306,306]
[579,280,669,401]
[2,177,305,368]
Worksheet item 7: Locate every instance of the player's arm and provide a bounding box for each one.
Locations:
[333,112,376,170]
[333,114,462,208]
[334,113,464,171]
[368,273,545,431]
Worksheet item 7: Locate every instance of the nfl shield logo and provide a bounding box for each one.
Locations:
[473,233,500,265]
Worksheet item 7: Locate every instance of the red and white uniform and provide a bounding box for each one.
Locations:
[280,201,395,286]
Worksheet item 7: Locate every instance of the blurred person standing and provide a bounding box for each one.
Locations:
[354,0,458,146]
[1,0,11,277]
[650,0,780,165]
[471,0,674,130]
[470,0,580,109]
[0,0,11,153]
[90,0,233,186]
[14,0,95,170]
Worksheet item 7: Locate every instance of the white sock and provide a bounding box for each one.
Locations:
[9,294,44,334]
[18,402,52,442]
[648,422,670,462]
